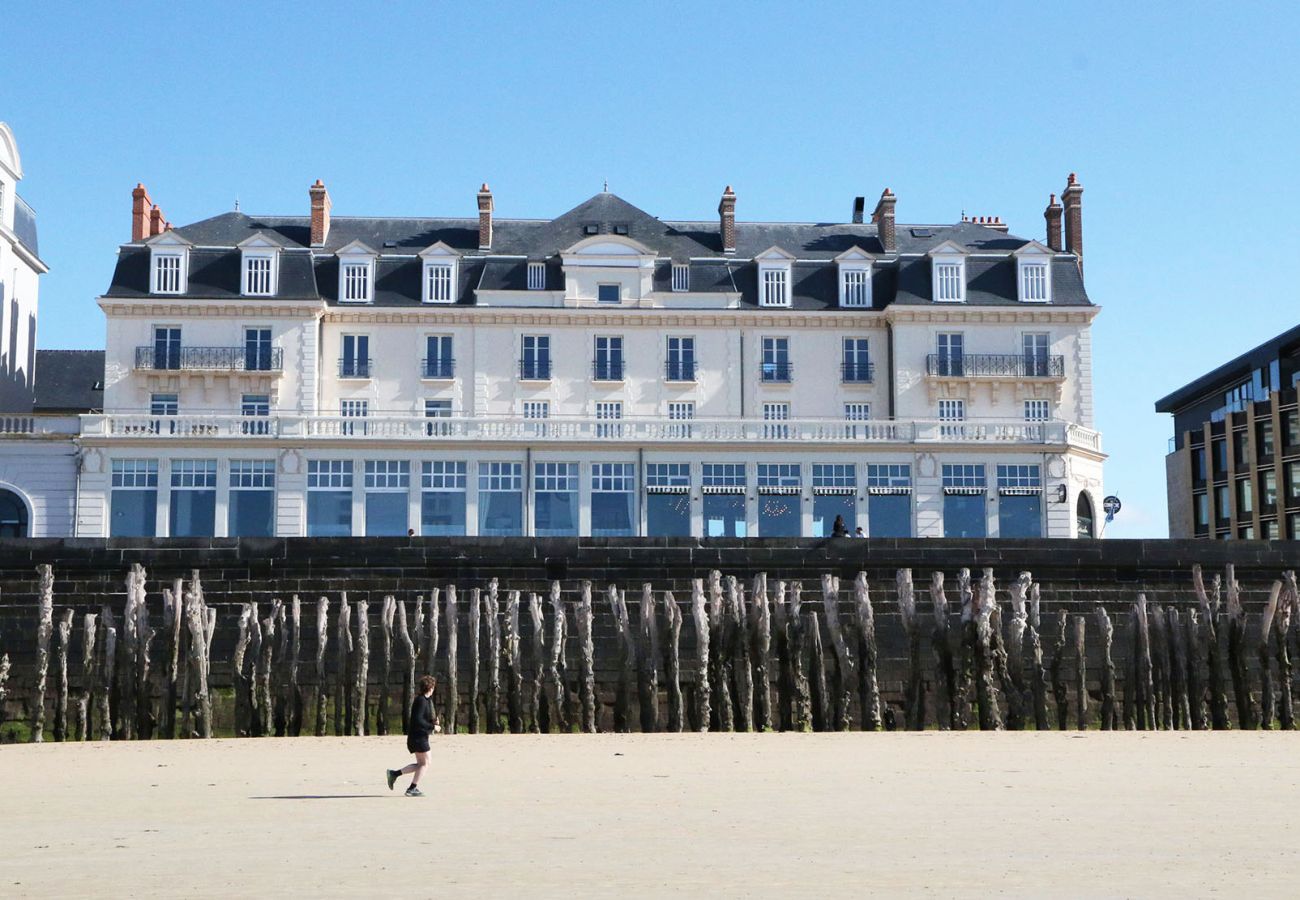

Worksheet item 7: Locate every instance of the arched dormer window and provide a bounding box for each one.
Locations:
[238,233,282,296]
[419,242,460,304]
[755,246,795,308]
[559,234,656,303]
[1014,241,1053,303]
[834,246,873,308]
[146,230,192,295]
[928,240,968,303]
[336,239,377,303]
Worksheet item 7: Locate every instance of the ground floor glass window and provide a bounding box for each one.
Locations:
[757,463,801,536]
[307,460,353,537]
[228,460,275,537]
[812,464,855,536]
[591,463,635,537]
[866,464,912,537]
[110,459,158,537]
[702,463,746,537]
[646,463,691,536]
[170,459,217,537]
[942,464,987,538]
[365,460,410,536]
[479,462,522,536]
[996,465,1042,538]
[535,462,579,536]
[421,461,466,536]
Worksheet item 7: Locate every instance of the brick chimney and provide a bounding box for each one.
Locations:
[149,205,166,236]
[1062,173,1083,269]
[309,179,331,247]
[1044,193,1063,251]
[132,184,152,241]
[477,183,494,250]
[871,188,896,253]
[718,185,736,253]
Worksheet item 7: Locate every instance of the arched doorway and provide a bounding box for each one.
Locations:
[0,489,29,537]
[1076,492,1094,539]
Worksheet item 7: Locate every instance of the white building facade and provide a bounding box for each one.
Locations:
[76,179,1104,539]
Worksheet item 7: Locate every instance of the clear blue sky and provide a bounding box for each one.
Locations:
[5,1,1298,539]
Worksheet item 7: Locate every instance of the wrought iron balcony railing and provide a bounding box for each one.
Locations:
[760,362,794,383]
[593,361,625,381]
[421,358,455,379]
[926,353,1065,378]
[134,346,284,372]
[841,361,875,383]
[338,358,373,378]
[519,359,552,380]
[665,360,697,382]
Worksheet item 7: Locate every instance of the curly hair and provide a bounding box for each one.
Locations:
[418,674,437,695]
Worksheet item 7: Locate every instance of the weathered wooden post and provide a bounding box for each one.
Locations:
[396,597,417,734]
[1193,565,1229,729]
[160,581,181,739]
[1005,573,1032,731]
[444,586,459,734]
[1096,607,1117,730]
[484,580,502,734]
[973,569,1004,731]
[336,593,352,736]
[690,578,710,732]
[664,591,684,733]
[273,597,289,734]
[1186,609,1207,730]
[468,587,482,734]
[353,598,370,736]
[1224,564,1256,730]
[727,577,753,732]
[608,584,635,733]
[0,612,9,735]
[1048,608,1069,730]
[426,589,440,685]
[1166,607,1190,730]
[377,595,395,736]
[54,608,73,742]
[547,581,570,733]
[788,583,812,731]
[707,570,732,731]
[1257,580,1282,730]
[990,605,1017,730]
[637,584,660,733]
[232,605,253,737]
[956,569,976,731]
[750,574,772,732]
[527,592,546,733]
[133,565,156,740]
[288,595,303,736]
[1149,601,1170,729]
[97,607,116,740]
[1276,572,1297,730]
[1028,584,1049,731]
[504,590,524,734]
[78,612,96,741]
[315,597,329,736]
[32,564,54,742]
[773,581,792,731]
[183,574,213,739]
[853,572,881,731]
[259,605,277,737]
[808,609,829,732]
[930,572,957,730]
[1135,594,1156,729]
[118,566,139,740]
[896,569,924,730]
[1073,615,1088,730]
[577,581,596,733]
[820,574,853,731]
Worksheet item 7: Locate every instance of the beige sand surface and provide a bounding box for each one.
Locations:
[3,732,1298,898]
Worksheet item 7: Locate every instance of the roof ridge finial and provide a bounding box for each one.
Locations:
[603,178,608,193]
[234,196,240,212]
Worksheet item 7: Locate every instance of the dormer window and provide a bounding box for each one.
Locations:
[153,254,184,294]
[671,263,689,292]
[1014,242,1053,303]
[755,247,795,308]
[527,262,546,290]
[928,240,968,303]
[419,241,460,304]
[835,247,873,308]
[238,234,281,297]
[336,240,378,304]
[147,232,192,295]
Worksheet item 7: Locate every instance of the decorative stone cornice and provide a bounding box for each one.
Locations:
[885,305,1099,325]
[96,296,324,318]
[320,309,889,329]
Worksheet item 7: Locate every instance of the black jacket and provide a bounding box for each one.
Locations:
[409,694,435,737]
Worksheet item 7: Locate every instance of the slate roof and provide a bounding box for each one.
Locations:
[103,191,1092,310]
[33,350,104,413]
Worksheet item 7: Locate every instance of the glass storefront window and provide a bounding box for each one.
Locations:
[170,459,217,537]
[110,459,158,537]
[534,462,579,536]
[229,460,275,537]
[702,463,746,537]
[364,460,410,536]
[479,462,523,536]
[591,463,636,537]
[308,460,353,537]
[997,465,1042,538]
[421,461,467,536]
[942,464,986,538]
[646,463,691,536]
[866,464,911,537]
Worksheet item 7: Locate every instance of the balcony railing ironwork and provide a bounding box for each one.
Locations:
[338,358,373,378]
[926,353,1065,378]
[665,360,697,382]
[841,361,875,383]
[421,358,456,379]
[593,361,625,381]
[760,362,794,383]
[519,359,552,380]
[135,346,284,372]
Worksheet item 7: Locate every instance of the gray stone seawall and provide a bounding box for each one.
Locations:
[0,537,1297,726]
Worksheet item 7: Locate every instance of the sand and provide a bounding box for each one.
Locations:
[2,732,1298,898]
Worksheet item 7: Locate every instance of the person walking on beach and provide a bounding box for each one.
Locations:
[387,674,436,797]
[831,514,849,537]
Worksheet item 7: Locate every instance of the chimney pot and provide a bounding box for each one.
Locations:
[1061,173,1084,270]
[477,183,494,250]
[131,183,153,241]
[718,186,737,253]
[149,205,165,237]
[871,188,897,253]
[309,179,332,247]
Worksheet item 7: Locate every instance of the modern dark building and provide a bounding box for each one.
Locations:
[1155,324,1300,539]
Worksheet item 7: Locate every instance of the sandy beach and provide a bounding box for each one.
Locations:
[3,732,1298,898]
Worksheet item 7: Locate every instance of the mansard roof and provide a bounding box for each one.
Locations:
[102,191,1092,308]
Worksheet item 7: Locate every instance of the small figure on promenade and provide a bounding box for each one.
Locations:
[853,527,866,538]
[831,515,849,538]
[387,674,436,797]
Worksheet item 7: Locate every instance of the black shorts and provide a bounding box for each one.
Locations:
[407,733,431,754]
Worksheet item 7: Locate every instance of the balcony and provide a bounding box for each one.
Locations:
[80,413,1103,455]
[760,362,793,383]
[339,358,372,379]
[925,353,1065,378]
[421,358,455,379]
[665,360,697,382]
[593,361,625,381]
[135,346,283,372]
[519,359,552,381]
[841,361,875,384]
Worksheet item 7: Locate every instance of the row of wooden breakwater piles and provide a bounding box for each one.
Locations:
[2,562,1299,741]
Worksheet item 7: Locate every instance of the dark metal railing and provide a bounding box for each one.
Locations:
[421,358,456,379]
[135,346,283,372]
[841,361,875,383]
[760,362,794,383]
[338,358,373,378]
[593,360,625,381]
[926,353,1065,378]
[520,359,552,380]
[666,360,697,382]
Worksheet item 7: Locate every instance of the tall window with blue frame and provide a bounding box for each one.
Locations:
[169,460,217,537]
[646,463,691,536]
[812,464,856,536]
[110,459,158,537]
[702,463,747,537]
[364,460,409,536]
[228,460,275,537]
[757,463,801,536]
[534,462,579,536]
[942,464,987,538]
[307,460,353,537]
[997,465,1043,537]
[591,463,636,536]
[866,464,912,537]
[421,461,466,536]
[478,462,522,536]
